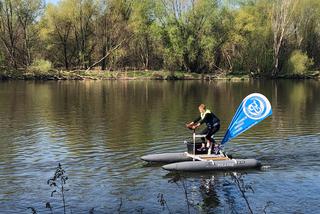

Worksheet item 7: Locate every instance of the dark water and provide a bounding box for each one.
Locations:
[0,80,319,213]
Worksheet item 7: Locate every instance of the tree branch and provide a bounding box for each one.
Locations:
[86,34,134,72]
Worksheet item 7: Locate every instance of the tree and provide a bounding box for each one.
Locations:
[71,0,97,69]
[41,1,74,69]
[95,0,132,70]
[271,0,299,76]
[0,0,20,69]
[15,0,44,66]
[293,0,320,68]
[224,0,273,74]
[0,0,44,69]
[129,0,156,69]
[157,0,220,73]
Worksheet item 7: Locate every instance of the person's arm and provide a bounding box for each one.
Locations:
[186,116,201,129]
[191,116,202,129]
[193,116,201,124]
[192,113,211,129]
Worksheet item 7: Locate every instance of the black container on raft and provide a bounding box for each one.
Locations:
[186,141,208,154]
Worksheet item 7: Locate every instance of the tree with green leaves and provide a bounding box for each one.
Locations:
[94,0,132,70]
[129,0,157,69]
[15,0,44,66]
[40,1,74,69]
[156,0,221,73]
[271,0,299,76]
[71,0,98,69]
[224,0,273,74]
[1,0,320,77]
[0,0,44,69]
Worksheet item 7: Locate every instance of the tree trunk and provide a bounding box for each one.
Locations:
[145,35,150,69]
[271,0,297,76]
[101,45,107,70]
[63,43,69,70]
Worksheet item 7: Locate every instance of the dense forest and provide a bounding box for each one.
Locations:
[0,0,319,77]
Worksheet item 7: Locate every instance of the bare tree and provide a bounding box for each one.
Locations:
[15,0,44,66]
[0,0,19,69]
[95,0,132,70]
[271,0,299,76]
[73,0,97,69]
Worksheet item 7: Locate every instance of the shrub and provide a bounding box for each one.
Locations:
[27,59,54,76]
[287,50,313,75]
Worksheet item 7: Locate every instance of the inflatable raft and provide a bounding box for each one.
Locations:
[142,150,261,172]
[141,140,211,163]
[162,158,261,172]
[140,140,223,163]
[141,152,192,163]
[140,151,228,163]
[141,143,261,172]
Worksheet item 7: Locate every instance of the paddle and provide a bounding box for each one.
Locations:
[220,93,272,145]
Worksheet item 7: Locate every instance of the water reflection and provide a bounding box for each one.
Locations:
[0,80,319,213]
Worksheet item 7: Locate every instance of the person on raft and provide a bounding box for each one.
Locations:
[186,104,220,154]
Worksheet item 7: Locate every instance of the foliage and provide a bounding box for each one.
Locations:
[230,172,254,214]
[229,0,273,74]
[26,59,53,76]
[286,50,314,75]
[47,163,69,214]
[0,0,320,76]
[0,0,44,68]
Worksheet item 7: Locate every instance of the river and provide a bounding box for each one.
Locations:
[0,80,319,213]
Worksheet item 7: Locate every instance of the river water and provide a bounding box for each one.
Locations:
[0,80,319,213]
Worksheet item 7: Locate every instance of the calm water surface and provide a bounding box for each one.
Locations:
[0,80,319,213]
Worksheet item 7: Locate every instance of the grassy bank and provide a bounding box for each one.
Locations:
[0,69,319,81]
[0,69,237,81]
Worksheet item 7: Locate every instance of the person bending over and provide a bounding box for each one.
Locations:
[186,104,220,154]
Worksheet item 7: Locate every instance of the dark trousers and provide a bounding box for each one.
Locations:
[200,124,220,144]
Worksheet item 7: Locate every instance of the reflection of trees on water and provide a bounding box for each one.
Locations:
[214,80,320,139]
[165,173,223,213]
[272,80,320,136]
[1,80,319,212]
[165,172,273,214]
[3,80,318,157]
[199,176,220,211]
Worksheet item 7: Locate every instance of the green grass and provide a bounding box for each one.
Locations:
[78,70,203,80]
[1,68,318,80]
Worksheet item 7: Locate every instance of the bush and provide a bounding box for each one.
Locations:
[27,59,54,76]
[287,50,313,75]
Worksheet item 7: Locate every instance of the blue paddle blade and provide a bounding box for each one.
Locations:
[221,93,272,145]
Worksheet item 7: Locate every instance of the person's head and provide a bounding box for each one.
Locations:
[198,104,206,113]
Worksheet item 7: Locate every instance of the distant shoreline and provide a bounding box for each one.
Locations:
[0,70,319,81]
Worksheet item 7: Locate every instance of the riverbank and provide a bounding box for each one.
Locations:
[0,69,319,81]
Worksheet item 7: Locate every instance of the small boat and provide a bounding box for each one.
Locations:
[141,141,261,172]
[141,93,271,172]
